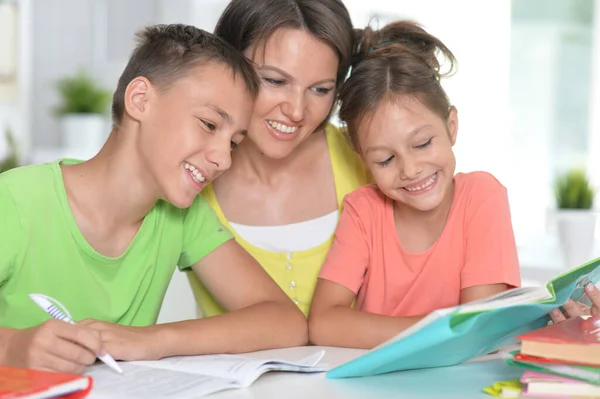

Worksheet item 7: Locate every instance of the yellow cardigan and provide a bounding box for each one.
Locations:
[187,124,370,317]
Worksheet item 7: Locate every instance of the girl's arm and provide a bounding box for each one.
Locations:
[308,279,424,349]
[460,284,508,304]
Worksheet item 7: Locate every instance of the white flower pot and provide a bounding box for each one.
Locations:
[60,114,107,159]
[556,209,597,268]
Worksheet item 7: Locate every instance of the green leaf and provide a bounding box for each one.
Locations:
[554,168,596,209]
[0,126,19,174]
[53,69,111,116]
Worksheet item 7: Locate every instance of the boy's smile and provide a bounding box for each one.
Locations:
[137,63,254,208]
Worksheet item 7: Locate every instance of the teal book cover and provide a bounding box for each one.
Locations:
[327,257,600,379]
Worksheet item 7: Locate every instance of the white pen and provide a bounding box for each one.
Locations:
[29,293,124,375]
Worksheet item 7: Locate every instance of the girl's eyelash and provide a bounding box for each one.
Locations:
[416,138,432,149]
[230,141,238,150]
[201,119,216,131]
[375,156,394,167]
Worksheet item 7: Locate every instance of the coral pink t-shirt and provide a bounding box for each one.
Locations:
[318,172,521,317]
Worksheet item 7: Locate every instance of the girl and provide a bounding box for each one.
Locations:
[187,0,370,317]
[308,21,522,349]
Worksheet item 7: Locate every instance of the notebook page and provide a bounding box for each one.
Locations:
[456,286,550,314]
[86,363,233,399]
[131,351,327,387]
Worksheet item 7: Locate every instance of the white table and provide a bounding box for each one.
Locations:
[205,346,521,399]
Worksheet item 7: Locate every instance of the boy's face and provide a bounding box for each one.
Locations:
[139,62,253,208]
[358,96,458,213]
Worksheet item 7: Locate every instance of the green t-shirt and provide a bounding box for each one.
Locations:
[0,159,233,329]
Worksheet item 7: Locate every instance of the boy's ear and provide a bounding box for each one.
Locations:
[124,77,152,122]
[446,106,458,146]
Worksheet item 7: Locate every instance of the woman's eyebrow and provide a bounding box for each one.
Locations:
[258,65,335,86]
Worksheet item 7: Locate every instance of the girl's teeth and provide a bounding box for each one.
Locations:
[405,173,437,192]
[268,120,297,134]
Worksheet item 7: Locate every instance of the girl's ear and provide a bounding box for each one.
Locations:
[123,77,152,122]
[446,106,458,146]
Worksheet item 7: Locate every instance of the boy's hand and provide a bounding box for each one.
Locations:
[550,283,600,323]
[79,319,160,361]
[1,320,104,374]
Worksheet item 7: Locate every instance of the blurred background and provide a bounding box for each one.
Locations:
[1,0,599,321]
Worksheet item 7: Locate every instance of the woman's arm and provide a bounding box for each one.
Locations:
[308,279,424,349]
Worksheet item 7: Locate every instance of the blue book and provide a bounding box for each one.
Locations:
[326,257,600,379]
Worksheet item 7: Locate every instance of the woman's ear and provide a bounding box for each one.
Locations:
[446,106,458,146]
[123,77,152,122]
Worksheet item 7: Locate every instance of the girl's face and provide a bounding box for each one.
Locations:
[358,97,458,213]
[244,28,338,160]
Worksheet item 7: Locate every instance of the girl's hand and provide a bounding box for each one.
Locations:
[549,283,600,323]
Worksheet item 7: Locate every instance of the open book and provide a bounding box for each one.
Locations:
[327,257,600,379]
[86,350,327,399]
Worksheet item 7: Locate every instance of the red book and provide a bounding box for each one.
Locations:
[0,366,92,399]
[516,316,600,366]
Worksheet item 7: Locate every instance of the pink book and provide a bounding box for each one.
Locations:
[521,370,600,398]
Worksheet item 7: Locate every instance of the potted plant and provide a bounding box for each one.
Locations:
[53,69,111,156]
[0,126,18,174]
[554,168,597,268]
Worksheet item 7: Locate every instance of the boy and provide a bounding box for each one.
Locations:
[0,24,307,374]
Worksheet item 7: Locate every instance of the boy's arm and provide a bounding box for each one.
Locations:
[151,239,307,358]
[0,322,105,373]
[81,240,307,360]
[308,279,424,349]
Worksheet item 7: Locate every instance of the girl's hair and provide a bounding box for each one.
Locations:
[214,0,354,130]
[338,20,457,150]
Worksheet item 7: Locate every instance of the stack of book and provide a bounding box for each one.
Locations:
[506,315,600,398]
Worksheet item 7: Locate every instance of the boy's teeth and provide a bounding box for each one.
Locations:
[268,120,298,134]
[405,173,437,192]
[183,162,206,183]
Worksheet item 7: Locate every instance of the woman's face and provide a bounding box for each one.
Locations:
[244,28,339,160]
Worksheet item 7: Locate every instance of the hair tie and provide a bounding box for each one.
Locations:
[368,39,390,54]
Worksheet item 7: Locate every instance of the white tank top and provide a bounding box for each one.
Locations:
[228,210,339,253]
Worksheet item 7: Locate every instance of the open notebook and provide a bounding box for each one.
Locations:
[327,257,600,379]
[86,350,327,399]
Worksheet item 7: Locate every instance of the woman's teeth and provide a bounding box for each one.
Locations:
[267,120,298,134]
[405,173,437,192]
[183,162,206,184]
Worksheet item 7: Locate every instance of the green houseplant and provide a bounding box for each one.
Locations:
[0,126,18,174]
[554,168,595,210]
[553,168,597,268]
[54,69,111,156]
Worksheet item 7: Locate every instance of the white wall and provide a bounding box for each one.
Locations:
[0,0,32,162]
[589,0,600,191]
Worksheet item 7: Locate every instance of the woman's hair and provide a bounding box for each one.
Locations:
[338,20,457,150]
[214,0,354,129]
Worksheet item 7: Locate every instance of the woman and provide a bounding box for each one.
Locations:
[187,0,370,317]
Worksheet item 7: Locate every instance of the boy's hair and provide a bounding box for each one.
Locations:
[338,20,457,151]
[111,24,261,128]
[214,0,354,132]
